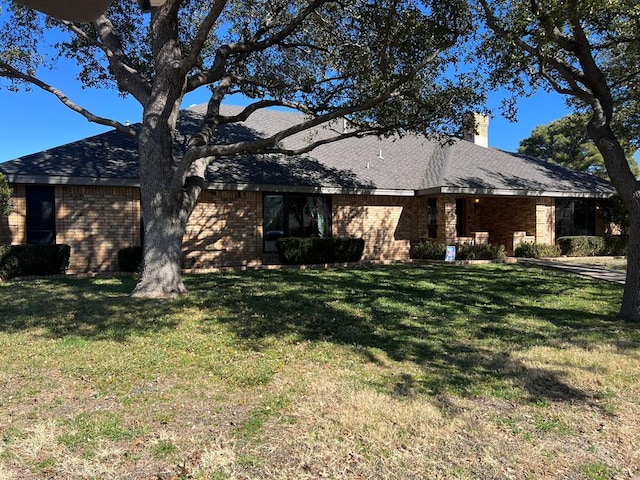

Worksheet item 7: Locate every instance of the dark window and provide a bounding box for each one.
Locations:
[26,186,56,245]
[455,198,466,237]
[555,198,596,238]
[427,198,437,238]
[263,193,332,252]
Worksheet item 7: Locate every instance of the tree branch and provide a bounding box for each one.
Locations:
[180,0,228,73]
[172,42,452,192]
[480,0,594,104]
[0,60,137,136]
[568,16,614,117]
[185,0,333,92]
[93,14,152,104]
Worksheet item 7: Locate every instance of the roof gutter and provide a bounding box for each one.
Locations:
[416,186,615,199]
[3,174,141,188]
[205,182,416,197]
[4,175,614,199]
[3,175,416,197]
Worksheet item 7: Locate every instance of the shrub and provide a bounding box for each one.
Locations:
[410,241,506,261]
[118,246,143,272]
[410,241,447,260]
[603,235,627,256]
[457,243,507,261]
[0,244,70,280]
[515,242,561,258]
[557,236,605,256]
[276,237,365,265]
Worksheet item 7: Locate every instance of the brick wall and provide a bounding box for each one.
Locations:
[0,184,25,245]
[183,190,261,268]
[333,195,422,261]
[1,183,587,272]
[437,196,457,244]
[535,199,555,245]
[57,186,141,272]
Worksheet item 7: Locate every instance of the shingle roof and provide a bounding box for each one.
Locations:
[0,104,614,197]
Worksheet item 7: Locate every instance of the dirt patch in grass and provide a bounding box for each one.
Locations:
[0,265,638,479]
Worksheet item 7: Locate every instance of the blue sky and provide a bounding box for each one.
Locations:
[0,55,574,163]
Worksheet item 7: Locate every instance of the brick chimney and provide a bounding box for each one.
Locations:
[463,113,489,148]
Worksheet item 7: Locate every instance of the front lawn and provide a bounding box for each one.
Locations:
[0,264,638,479]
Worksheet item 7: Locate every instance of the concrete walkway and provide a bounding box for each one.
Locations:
[519,258,626,285]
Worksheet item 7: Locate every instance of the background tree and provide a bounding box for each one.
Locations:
[478,0,640,321]
[0,0,484,297]
[0,173,11,217]
[518,113,640,179]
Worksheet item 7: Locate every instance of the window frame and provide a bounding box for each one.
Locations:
[262,193,333,252]
[555,198,596,238]
[427,198,438,239]
[25,185,56,245]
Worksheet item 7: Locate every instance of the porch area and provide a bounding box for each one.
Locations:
[425,195,555,255]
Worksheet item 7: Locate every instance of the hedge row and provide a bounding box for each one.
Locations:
[276,237,365,265]
[410,241,507,261]
[557,235,627,256]
[514,242,561,259]
[0,244,70,280]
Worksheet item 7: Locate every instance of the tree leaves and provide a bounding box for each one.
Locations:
[518,113,639,179]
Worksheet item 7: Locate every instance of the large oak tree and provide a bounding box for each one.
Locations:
[478,0,640,321]
[0,0,484,297]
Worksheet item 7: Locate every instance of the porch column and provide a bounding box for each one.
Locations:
[437,197,457,244]
[535,199,555,245]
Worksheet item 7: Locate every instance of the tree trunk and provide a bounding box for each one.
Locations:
[588,120,640,321]
[131,100,189,298]
[619,200,640,321]
[131,199,187,298]
[131,169,189,298]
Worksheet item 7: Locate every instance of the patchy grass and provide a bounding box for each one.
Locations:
[557,256,627,271]
[0,263,639,479]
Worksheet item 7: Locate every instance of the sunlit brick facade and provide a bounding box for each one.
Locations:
[1,181,612,273]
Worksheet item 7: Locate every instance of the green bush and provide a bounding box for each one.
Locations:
[557,236,605,256]
[410,241,447,260]
[0,244,70,280]
[276,237,365,265]
[118,246,143,272]
[514,242,561,258]
[410,241,506,261]
[457,243,507,261]
[602,235,627,256]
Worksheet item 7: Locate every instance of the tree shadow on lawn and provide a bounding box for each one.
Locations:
[189,263,637,404]
[0,263,636,405]
[0,276,180,340]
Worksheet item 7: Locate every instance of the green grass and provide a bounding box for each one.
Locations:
[59,411,137,457]
[0,263,639,479]
[579,462,620,480]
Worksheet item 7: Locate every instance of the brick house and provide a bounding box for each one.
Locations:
[0,105,614,273]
